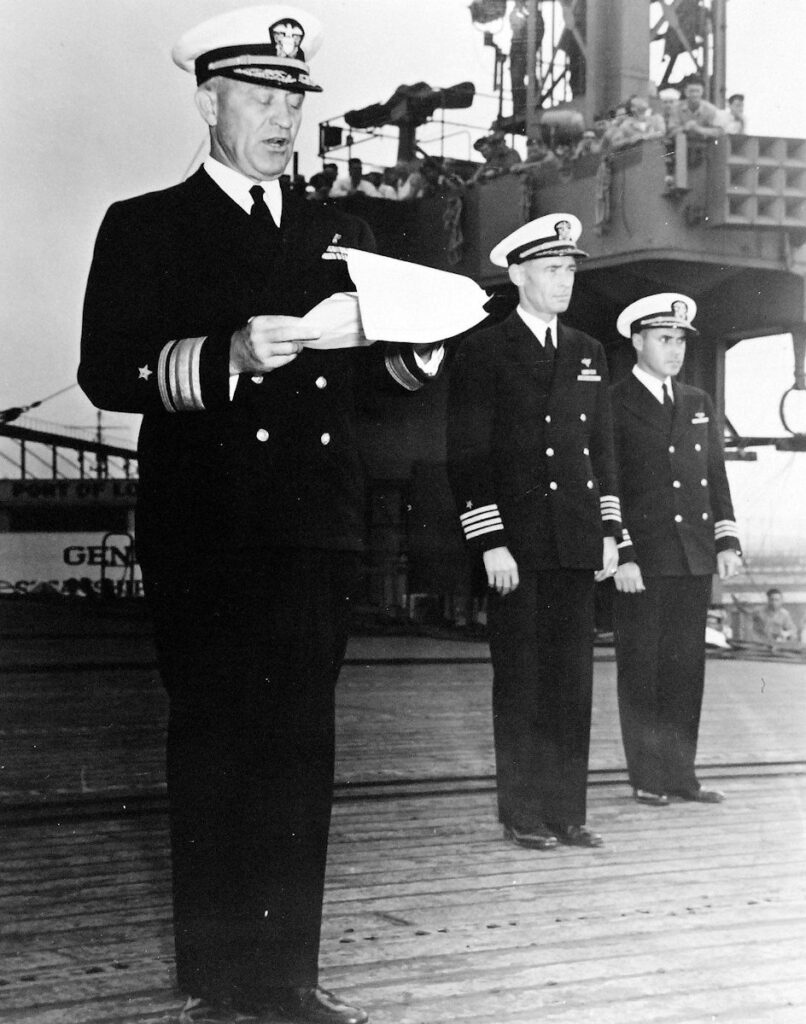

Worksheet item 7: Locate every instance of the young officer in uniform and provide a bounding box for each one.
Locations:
[611,294,742,807]
[78,7,443,1023]
[447,214,622,852]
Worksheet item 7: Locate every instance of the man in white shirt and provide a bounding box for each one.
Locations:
[610,294,742,808]
[447,213,621,853]
[721,93,747,135]
[659,87,681,133]
[753,587,796,642]
[328,157,381,197]
[78,7,442,1023]
[670,77,724,139]
[610,96,665,149]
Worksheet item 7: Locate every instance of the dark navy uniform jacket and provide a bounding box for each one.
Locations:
[446,310,622,571]
[611,373,741,575]
[79,168,435,575]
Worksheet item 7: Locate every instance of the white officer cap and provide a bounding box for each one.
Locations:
[617,293,699,338]
[172,5,323,92]
[658,87,681,100]
[489,213,588,268]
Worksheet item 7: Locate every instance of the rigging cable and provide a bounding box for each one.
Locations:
[0,383,79,424]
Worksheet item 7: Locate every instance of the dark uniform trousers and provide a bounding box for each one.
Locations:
[149,551,357,1003]
[610,375,740,795]
[488,568,595,827]
[613,574,711,795]
[78,168,438,1006]
[447,312,621,829]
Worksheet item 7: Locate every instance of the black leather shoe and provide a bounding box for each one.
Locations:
[178,997,255,1023]
[633,788,669,806]
[270,987,368,1024]
[546,823,604,848]
[670,787,725,803]
[503,823,558,850]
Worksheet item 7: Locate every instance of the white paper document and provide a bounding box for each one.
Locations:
[299,292,370,350]
[346,249,489,344]
[300,250,489,349]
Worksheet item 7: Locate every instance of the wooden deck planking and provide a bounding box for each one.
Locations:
[1,645,804,807]
[1,606,805,1023]
[2,774,805,1024]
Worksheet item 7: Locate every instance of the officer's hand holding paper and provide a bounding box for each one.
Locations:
[299,292,369,350]
[230,315,320,374]
[300,250,489,349]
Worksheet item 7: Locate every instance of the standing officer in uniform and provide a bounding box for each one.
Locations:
[611,294,742,807]
[447,214,621,852]
[78,7,443,1024]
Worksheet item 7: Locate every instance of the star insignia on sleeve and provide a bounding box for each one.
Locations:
[466,500,474,509]
[138,365,153,380]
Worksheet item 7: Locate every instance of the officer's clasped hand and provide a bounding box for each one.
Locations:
[483,546,520,596]
[613,561,646,593]
[230,315,321,375]
[594,536,620,583]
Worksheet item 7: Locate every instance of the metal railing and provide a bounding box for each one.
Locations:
[0,423,137,481]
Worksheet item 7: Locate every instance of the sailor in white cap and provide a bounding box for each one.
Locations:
[447,214,622,853]
[610,294,742,808]
[658,86,681,131]
[79,7,445,1024]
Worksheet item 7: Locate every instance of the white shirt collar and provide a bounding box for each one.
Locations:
[633,364,673,403]
[203,156,283,225]
[516,307,558,347]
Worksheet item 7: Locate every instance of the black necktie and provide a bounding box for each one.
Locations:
[544,326,555,365]
[249,184,277,231]
[662,382,673,430]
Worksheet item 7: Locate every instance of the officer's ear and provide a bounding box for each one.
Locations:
[195,82,219,127]
[508,263,524,288]
[631,331,644,356]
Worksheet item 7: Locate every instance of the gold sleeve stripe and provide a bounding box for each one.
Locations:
[460,503,504,539]
[157,341,179,412]
[465,519,504,539]
[158,337,206,412]
[460,503,499,523]
[385,350,422,392]
[600,495,622,521]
